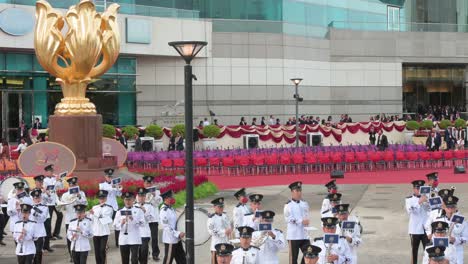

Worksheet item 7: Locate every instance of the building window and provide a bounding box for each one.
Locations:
[387,6,400,31]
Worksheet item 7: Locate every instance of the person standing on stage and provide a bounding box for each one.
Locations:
[142,175,162,261]
[113,192,144,264]
[160,190,186,264]
[232,188,249,238]
[67,204,93,264]
[207,197,231,264]
[405,179,430,264]
[43,164,64,241]
[14,204,39,264]
[251,210,286,264]
[63,176,87,261]
[99,168,122,247]
[89,190,114,264]
[284,181,310,264]
[135,187,156,264]
[30,188,48,264]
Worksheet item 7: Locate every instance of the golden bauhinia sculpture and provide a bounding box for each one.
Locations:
[34,0,120,115]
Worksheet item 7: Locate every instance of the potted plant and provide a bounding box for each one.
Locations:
[420,120,434,131]
[454,118,467,128]
[122,125,139,151]
[145,124,164,151]
[171,124,185,137]
[102,124,116,138]
[438,119,452,130]
[202,125,221,149]
[404,120,420,144]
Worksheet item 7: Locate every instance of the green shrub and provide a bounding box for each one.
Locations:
[454,118,467,128]
[145,124,164,139]
[122,125,139,138]
[171,124,185,137]
[420,120,434,130]
[173,182,219,208]
[102,124,116,138]
[405,120,420,131]
[438,119,452,129]
[202,125,221,138]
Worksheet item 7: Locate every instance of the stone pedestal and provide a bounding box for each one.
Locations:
[49,114,116,181]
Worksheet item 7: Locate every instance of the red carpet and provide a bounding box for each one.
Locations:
[208,168,468,190]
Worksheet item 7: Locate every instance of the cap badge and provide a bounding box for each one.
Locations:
[307,246,312,253]
[339,205,344,211]
[255,195,259,200]
[266,212,270,217]
[327,218,332,224]
[22,204,27,210]
[448,197,453,202]
[242,227,247,233]
[298,182,301,187]
[435,247,441,254]
[220,198,224,203]
[444,190,448,195]
[438,223,443,228]
[221,245,226,251]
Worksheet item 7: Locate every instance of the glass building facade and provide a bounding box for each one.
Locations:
[0,52,136,142]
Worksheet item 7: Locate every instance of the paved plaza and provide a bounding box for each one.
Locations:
[0,182,467,263]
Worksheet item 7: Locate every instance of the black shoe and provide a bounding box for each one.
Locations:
[2,232,6,236]
[54,235,63,239]
[0,240,6,246]
[69,258,73,263]
[152,256,160,261]
[50,236,57,241]
[44,247,54,252]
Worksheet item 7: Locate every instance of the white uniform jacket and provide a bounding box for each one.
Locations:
[67,217,93,252]
[31,203,49,238]
[312,236,353,264]
[405,195,430,234]
[13,219,39,255]
[283,199,310,240]
[251,228,286,264]
[113,206,145,245]
[90,203,114,236]
[99,181,121,211]
[230,246,260,264]
[207,212,231,251]
[160,204,181,244]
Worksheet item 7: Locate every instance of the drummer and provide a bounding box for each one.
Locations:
[63,177,88,262]
[43,164,64,241]
[214,243,234,264]
[7,181,32,234]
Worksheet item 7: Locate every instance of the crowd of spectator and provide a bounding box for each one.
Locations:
[415,105,465,122]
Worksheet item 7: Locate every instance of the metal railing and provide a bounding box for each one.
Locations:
[328,21,468,33]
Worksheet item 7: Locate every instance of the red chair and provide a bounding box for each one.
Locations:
[160,159,173,170]
[194,157,208,174]
[235,156,252,175]
[265,155,279,174]
[406,152,419,168]
[395,151,407,169]
[382,151,395,170]
[305,154,319,173]
[318,153,332,172]
[443,151,454,167]
[173,158,185,173]
[331,153,344,171]
[208,157,221,175]
[369,152,383,171]
[454,150,465,166]
[252,155,266,175]
[279,155,292,174]
[430,151,443,168]
[419,152,431,168]
[222,157,236,175]
[355,152,369,171]
[292,154,305,173]
[344,152,357,172]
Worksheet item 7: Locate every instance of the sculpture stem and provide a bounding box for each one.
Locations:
[55,81,96,115]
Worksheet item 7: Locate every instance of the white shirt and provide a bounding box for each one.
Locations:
[321,198,331,217]
[7,195,33,232]
[233,203,250,238]
[336,216,362,264]
[230,246,260,264]
[30,203,49,238]
[43,177,63,205]
[63,190,88,224]
[13,219,39,255]
[207,212,231,251]
[99,181,121,211]
[405,195,429,234]
[203,120,210,126]
[312,235,353,264]
[113,206,144,245]
[90,203,114,236]
[14,143,27,153]
[135,202,156,238]
[251,229,286,264]
[160,204,181,244]
[284,199,310,240]
[67,217,93,252]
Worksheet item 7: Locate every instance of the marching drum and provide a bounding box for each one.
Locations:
[176,207,211,246]
[0,176,29,200]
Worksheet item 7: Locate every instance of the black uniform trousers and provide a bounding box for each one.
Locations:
[163,241,186,264]
[48,206,63,237]
[0,213,5,241]
[112,210,119,247]
[139,237,150,264]
[288,239,309,264]
[44,218,52,249]
[120,244,140,264]
[65,224,72,258]
[33,237,44,264]
[93,235,109,264]
[410,234,429,264]
[17,254,34,264]
[149,222,160,257]
[72,251,88,264]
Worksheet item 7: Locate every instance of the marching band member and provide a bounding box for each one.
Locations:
[312,217,352,264]
[243,194,263,230]
[0,192,6,246]
[142,175,162,261]
[113,192,144,264]
[30,188,49,264]
[207,197,231,264]
[13,204,39,264]
[99,168,122,247]
[426,246,449,264]
[135,187,156,264]
[334,204,361,264]
[426,188,454,226]
[320,180,338,216]
[214,243,234,264]
[284,181,310,264]
[89,190,114,264]
[160,190,186,264]
[406,179,430,264]
[232,188,250,238]
[251,210,286,264]
[63,177,88,261]
[422,221,457,264]
[230,226,260,264]
[301,244,321,264]
[321,193,342,218]
[8,182,33,234]
[426,172,439,193]
[43,164,64,241]
[33,175,54,252]
[67,204,93,264]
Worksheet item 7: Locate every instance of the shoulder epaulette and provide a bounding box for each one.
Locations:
[85,217,92,221]
[208,213,214,218]
[15,220,23,224]
[322,209,330,214]
[70,218,77,222]
[406,196,413,199]
[244,213,253,216]
[340,236,346,239]
[236,203,241,208]
[286,200,291,204]
[314,237,323,242]
[274,228,283,233]
[162,206,168,211]
[251,246,260,250]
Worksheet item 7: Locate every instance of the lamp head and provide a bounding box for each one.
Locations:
[290,78,303,85]
[168,41,208,64]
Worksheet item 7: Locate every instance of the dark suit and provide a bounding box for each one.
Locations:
[435,132,442,151]
[176,137,184,151]
[134,137,142,152]
[376,134,388,151]
[426,135,440,151]
[119,135,128,149]
[369,132,376,145]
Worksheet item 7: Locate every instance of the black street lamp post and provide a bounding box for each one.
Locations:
[168,40,207,264]
[290,78,303,147]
